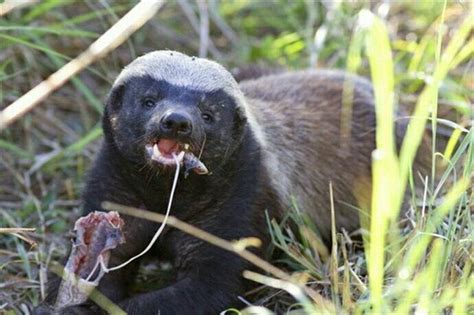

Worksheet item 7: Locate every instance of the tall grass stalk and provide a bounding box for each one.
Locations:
[431,0,448,191]
[360,10,399,313]
[358,9,472,313]
[399,13,473,193]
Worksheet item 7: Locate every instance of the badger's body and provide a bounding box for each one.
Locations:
[37,51,418,314]
[241,71,376,238]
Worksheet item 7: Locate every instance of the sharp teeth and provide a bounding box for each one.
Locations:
[152,143,161,158]
[145,145,153,157]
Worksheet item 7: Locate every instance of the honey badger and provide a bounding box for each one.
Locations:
[39,50,405,314]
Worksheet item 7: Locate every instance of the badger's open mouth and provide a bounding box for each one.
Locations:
[146,139,187,165]
[145,139,208,176]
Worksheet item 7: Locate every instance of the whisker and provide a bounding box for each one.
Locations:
[198,134,206,160]
[132,134,149,145]
[145,163,158,186]
[223,142,232,161]
[138,162,149,173]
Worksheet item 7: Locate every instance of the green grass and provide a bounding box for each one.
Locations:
[0,1,472,314]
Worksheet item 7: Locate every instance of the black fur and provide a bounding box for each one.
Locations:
[38,75,275,314]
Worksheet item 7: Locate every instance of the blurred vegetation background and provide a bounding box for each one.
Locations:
[0,0,472,313]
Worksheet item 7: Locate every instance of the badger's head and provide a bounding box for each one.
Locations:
[103,51,249,174]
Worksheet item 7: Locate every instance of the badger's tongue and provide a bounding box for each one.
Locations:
[150,141,184,165]
[157,139,180,156]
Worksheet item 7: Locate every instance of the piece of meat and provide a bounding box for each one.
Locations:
[55,211,125,310]
[183,152,208,178]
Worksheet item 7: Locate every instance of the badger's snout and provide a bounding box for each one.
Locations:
[146,109,195,144]
[144,109,203,168]
[159,111,193,138]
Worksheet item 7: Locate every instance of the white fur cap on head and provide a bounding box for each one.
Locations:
[113,50,267,147]
[115,50,241,100]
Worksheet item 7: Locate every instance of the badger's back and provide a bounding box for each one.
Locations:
[239,70,377,239]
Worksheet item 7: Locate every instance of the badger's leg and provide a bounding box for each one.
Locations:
[119,248,248,314]
[117,200,262,315]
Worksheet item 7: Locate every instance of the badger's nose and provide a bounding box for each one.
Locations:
[159,112,192,137]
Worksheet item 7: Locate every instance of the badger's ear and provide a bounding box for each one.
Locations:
[232,105,247,143]
[105,83,126,111]
[235,106,247,124]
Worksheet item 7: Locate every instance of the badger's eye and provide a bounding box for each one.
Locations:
[142,98,156,109]
[201,112,213,122]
